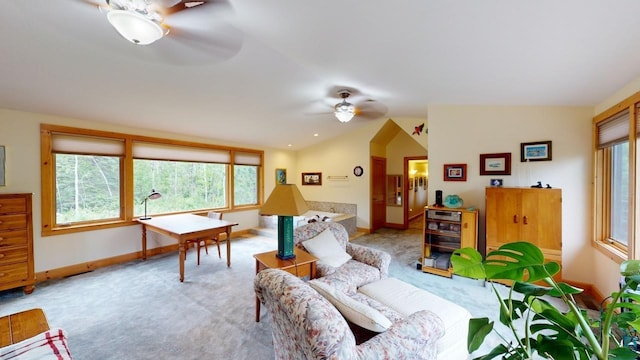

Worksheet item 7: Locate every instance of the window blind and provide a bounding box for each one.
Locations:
[234,151,262,166]
[132,141,231,163]
[51,134,125,155]
[598,109,629,148]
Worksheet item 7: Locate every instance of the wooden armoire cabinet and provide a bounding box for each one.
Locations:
[485,187,562,274]
[0,193,35,294]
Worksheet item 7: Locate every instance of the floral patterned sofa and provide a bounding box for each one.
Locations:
[293,222,391,292]
[255,268,444,359]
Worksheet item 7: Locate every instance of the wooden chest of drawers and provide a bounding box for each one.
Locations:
[0,193,34,294]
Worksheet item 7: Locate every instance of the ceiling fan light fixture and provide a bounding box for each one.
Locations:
[107,9,164,45]
[334,100,355,123]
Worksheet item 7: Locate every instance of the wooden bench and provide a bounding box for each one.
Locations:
[0,308,50,347]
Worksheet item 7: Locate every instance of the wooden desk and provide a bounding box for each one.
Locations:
[0,308,49,347]
[253,248,318,322]
[138,213,238,282]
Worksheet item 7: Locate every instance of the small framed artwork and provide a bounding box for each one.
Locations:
[422,176,427,190]
[414,177,418,192]
[275,168,287,185]
[480,153,511,175]
[409,178,413,190]
[443,163,467,181]
[490,179,503,187]
[301,172,322,186]
[0,145,4,186]
[521,141,552,162]
[418,176,424,187]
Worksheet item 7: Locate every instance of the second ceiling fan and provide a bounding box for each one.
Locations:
[318,87,387,123]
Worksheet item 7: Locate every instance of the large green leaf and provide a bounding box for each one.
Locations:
[472,344,509,360]
[621,260,640,277]
[513,281,551,296]
[484,242,560,282]
[468,317,494,353]
[609,347,640,360]
[452,247,486,279]
[534,336,580,360]
[547,282,584,297]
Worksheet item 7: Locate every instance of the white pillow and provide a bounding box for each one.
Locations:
[309,279,392,332]
[301,228,352,268]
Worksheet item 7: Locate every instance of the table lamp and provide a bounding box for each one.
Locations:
[140,189,162,220]
[259,184,308,260]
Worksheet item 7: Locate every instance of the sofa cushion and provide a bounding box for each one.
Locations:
[358,277,471,360]
[309,279,392,332]
[302,228,352,268]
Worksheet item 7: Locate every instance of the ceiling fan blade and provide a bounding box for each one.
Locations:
[76,0,109,10]
[161,0,229,16]
[355,100,388,119]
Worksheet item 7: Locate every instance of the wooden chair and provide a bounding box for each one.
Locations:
[186,211,223,265]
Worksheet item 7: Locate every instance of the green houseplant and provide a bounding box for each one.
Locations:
[451,241,640,360]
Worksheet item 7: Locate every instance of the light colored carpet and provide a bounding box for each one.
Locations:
[0,223,568,359]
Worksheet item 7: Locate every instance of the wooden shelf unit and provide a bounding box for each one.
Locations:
[422,206,478,277]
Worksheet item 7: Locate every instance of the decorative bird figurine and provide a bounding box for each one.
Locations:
[412,123,425,135]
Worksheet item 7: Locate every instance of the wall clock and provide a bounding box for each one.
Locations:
[353,166,364,177]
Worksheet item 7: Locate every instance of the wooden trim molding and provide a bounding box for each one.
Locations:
[35,229,249,283]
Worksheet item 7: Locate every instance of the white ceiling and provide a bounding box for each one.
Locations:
[2,1,640,150]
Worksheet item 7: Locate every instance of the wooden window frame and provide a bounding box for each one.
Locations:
[592,94,639,262]
[41,124,263,236]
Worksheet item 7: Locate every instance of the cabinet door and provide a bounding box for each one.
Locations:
[486,188,522,246]
[460,211,477,249]
[520,189,562,257]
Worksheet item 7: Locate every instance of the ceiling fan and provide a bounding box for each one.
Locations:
[311,87,387,123]
[82,0,223,45]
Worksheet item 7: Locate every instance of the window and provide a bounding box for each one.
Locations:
[610,142,629,245]
[234,165,258,206]
[55,154,121,224]
[593,102,638,261]
[41,124,263,235]
[133,160,227,216]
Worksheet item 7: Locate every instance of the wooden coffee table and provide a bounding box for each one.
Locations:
[0,308,50,347]
[254,247,318,322]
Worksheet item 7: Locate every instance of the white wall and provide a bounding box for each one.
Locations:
[0,108,295,272]
[427,105,593,284]
[296,117,428,229]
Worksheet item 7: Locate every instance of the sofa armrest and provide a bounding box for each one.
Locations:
[346,243,391,279]
[355,310,444,360]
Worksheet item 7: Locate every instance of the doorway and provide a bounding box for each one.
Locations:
[370,156,386,232]
[405,157,428,225]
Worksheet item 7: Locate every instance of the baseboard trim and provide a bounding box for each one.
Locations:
[34,229,251,283]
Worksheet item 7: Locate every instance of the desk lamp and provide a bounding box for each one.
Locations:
[140,189,162,220]
[259,184,308,260]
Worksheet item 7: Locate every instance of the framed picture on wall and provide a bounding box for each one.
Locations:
[409,177,413,190]
[275,168,287,185]
[443,163,467,181]
[301,172,322,185]
[0,145,4,186]
[479,152,512,175]
[520,141,552,162]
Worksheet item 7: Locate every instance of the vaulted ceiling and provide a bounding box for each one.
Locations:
[2,1,639,150]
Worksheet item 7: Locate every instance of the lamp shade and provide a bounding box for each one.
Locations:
[107,10,164,45]
[260,184,309,216]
